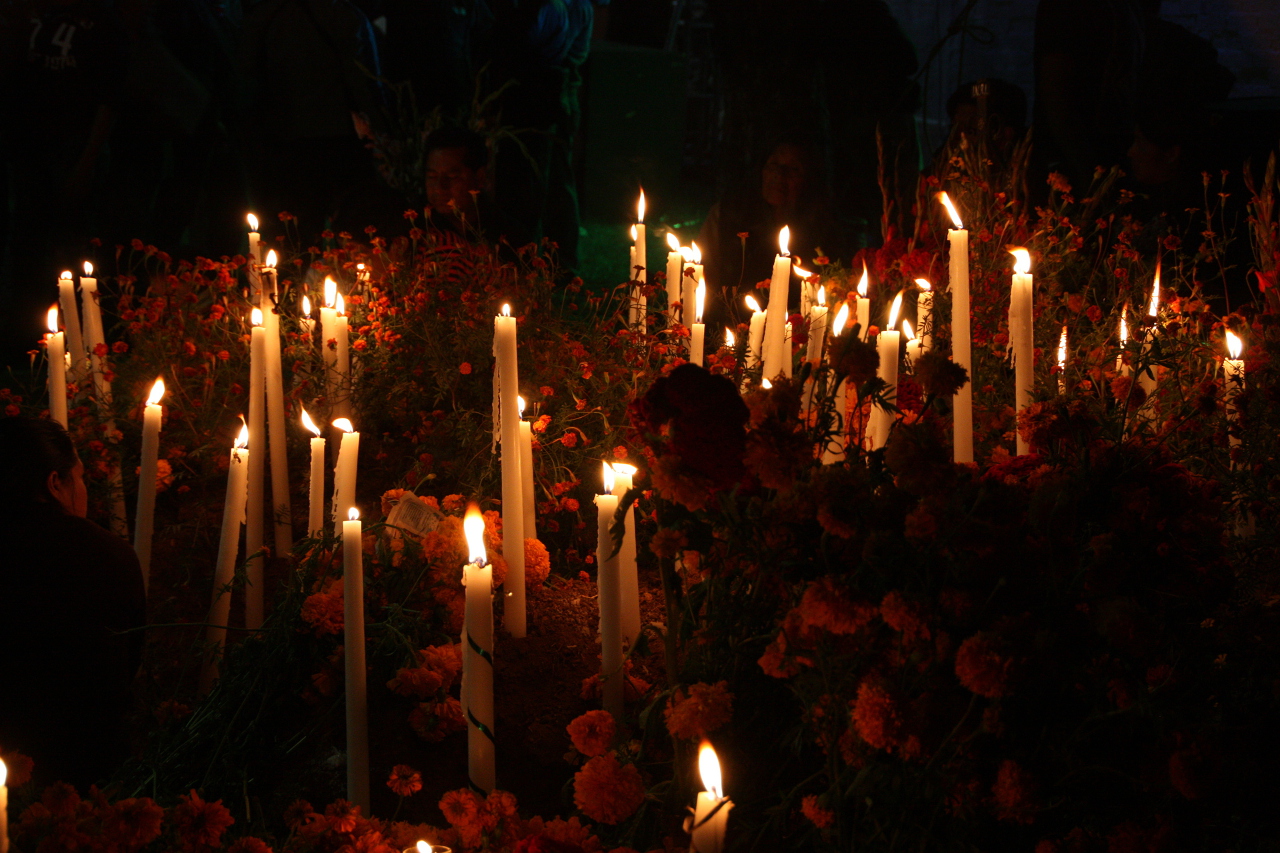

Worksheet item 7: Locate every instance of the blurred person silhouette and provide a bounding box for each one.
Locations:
[942,78,1028,166]
[0,417,146,789]
[423,125,502,238]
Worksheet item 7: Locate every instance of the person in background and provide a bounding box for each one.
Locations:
[422,124,508,242]
[943,78,1028,167]
[0,417,146,790]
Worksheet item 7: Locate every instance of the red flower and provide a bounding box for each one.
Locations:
[387,765,423,797]
[852,680,901,751]
[992,760,1038,824]
[459,362,472,374]
[104,797,165,850]
[227,838,274,853]
[561,431,579,448]
[324,799,360,834]
[664,681,734,741]
[566,709,616,757]
[801,794,835,828]
[572,753,645,824]
[439,788,483,828]
[880,591,930,643]
[955,632,1014,698]
[171,790,235,851]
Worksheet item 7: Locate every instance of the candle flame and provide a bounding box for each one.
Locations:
[46,304,59,333]
[817,285,826,306]
[348,507,360,521]
[1058,326,1068,368]
[689,241,702,264]
[1119,306,1129,345]
[792,265,812,279]
[247,213,259,232]
[83,261,93,276]
[1148,261,1161,317]
[887,292,903,330]
[302,295,312,316]
[832,302,850,337]
[1226,330,1243,360]
[666,232,681,252]
[464,504,487,565]
[333,417,354,433]
[265,249,277,268]
[613,462,638,478]
[630,224,638,242]
[903,319,915,342]
[695,281,706,322]
[1009,248,1031,275]
[602,461,615,495]
[0,757,7,786]
[324,277,337,309]
[335,293,345,315]
[235,422,250,449]
[698,741,724,799]
[60,270,73,281]
[417,843,433,853]
[778,226,790,257]
[915,278,932,292]
[501,303,511,317]
[637,189,646,223]
[518,395,526,416]
[146,377,166,406]
[857,263,869,298]
[725,328,736,347]
[762,377,772,389]
[301,408,321,436]
[938,192,963,229]
[251,307,263,326]
[744,295,762,314]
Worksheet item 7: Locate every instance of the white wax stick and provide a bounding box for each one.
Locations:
[495,313,526,636]
[202,439,248,692]
[246,325,267,629]
[463,557,495,792]
[134,399,162,589]
[58,275,86,375]
[763,254,790,378]
[342,514,370,811]
[595,493,623,722]
[949,228,973,463]
[519,419,537,541]
[263,305,292,558]
[309,436,325,536]
[46,330,67,428]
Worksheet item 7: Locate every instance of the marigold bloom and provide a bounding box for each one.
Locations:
[801,795,835,829]
[409,697,466,742]
[226,838,274,853]
[387,765,423,798]
[880,591,931,643]
[439,788,483,828]
[300,583,344,636]
[566,709,616,757]
[104,797,165,849]
[852,681,901,751]
[526,537,552,585]
[171,789,236,850]
[486,789,519,818]
[799,578,877,635]
[955,632,1013,698]
[664,681,733,741]
[324,799,360,834]
[992,760,1038,824]
[572,753,646,824]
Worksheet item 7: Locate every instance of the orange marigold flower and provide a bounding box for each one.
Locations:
[387,765,423,798]
[664,681,733,741]
[283,800,315,830]
[104,797,165,849]
[573,753,646,825]
[852,681,901,751]
[880,591,931,643]
[992,760,1038,824]
[955,632,1013,698]
[526,538,552,585]
[612,445,629,459]
[532,414,552,434]
[798,578,877,635]
[409,697,466,742]
[800,795,835,829]
[172,789,235,850]
[441,494,466,513]
[227,838,273,853]
[459,362,472,374]
[566,709,616,757]
[486,789,519,819]
[300,581,344,636]
[324,799,360,834]
[439,788,483,829]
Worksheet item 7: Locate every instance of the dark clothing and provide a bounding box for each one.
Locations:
[0,504,146,789]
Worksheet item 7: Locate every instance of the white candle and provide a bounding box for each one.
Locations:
[940,193,973,463]
[300,295,316,343]
[873,293,903,449]
[1009,248,1033,455]
[683,243,703,330]
[79,263,109,400]
[595,464,623,722]
[261,252,292,558]
[57,270,86,376]
[855,263,871,341]
[134,377,165,590]
[1117,308,1131,377]
[745,296,766,368]
[302,408,325,536]
[822,303,851,465]
[905,320,922,366]
[332,418,360,536]
[690,281,706,367]
[1057,326,1068,394]
[632,191,647,329]
[665,233,683,323]
[203,423,249,692]
[494,305,526,636]
[246,309,267,629]
[462,507,496,792]
[691,743,733,853]
[335,292,352,422]
[1139,264,1161,402]
[1224,331,1245,449]
[342,507,370,811]
[321,278,339,418]
[915,278,933,351]
[783,321,794,378]
[0,756,8,853]
[763,227,791,379]
[804,285,829,363]
[247,213,262,303]
[609,462,641,649]
[518,397,537,541]
[44,305,68,428]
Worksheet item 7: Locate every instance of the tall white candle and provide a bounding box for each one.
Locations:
[665,233,683,323]
[261,253,292,558]
[763,227,791,379]
[683,243,703,330]
[321,278,339,418]
[57,270,86,377]
[335,292,352,422]
[134,377,165,590]
[1,757,8,853]
[822,303,852,465]
[44,305,68,428]
[632,191,647,329]
[246,309,267,628]
[342,507,370,811]
[80,264,127,536]
[203,423,249,692]
[1139,265,1161,403]
[804,286,829,363]
[332,418,360,536]
[494,304,527,636]
[302,408,325,537]
[247,213,262,304]
[518,397,537,541]
[691,743,733,853]
[915,278,933,351]
[745,296,766,368]
[462,507,496,793]
[1009,249,1033,455]
[690,281,706,367]
[941,194,973,463]
[609,462,641,649]
[873,294,903,449]
[1224,331,1245,449]
[595,464,623,722]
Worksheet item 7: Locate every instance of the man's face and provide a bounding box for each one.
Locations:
[761,144,806,210]
[426,147,484,216]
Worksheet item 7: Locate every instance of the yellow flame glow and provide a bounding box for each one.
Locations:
[0,757,7,786]
[335,293,345,315]
[417,843,433,853]
[699,741,723,799]
[247,213,258,232]
[1009,248,1031,275]
[464,504,487,564]
[832,302,850,337]
[887,292,904,330]
[612,462,637,478]
[333,417,354,433]
[251,307,263,326]
[938,192,963,229]
[778,226,790,257]
[1058,326,1068,368]
[501,303,511,317]
[857,263,869,298]
[666,232,681,252]
[817,285,827,306]
[1226,330,1243,360]
[235,421,250,449]
[348,507,360,521]
[324,277,337,309]
[60,270,72,281]
[695,282,706,323]
[689,241,702,264]
[915,278,932,292]
[792,265,812,279]
[745,295,762,314]
[762,377,772,389]
[300,408,321,436]
[725,328,736,347]
[518,395,526,416]
[1119,307,1128,345]
[265,249,277,268]
[602,461,615,495]
[1148,261,1161,317]
[302,295,313,316]
[637,189,646,223]
[46,304,59,334]
[903,319,915,342]
[146,377,166,406]
[84,261,93,276]
[630,224,638,242]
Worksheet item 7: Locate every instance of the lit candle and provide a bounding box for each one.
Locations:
[854,263,870,341]
[783,320,794,378]
[247,213,262,303]
[1117,307,1131,377]
[518,396,536,541]
[633,191,647,330]
[797,266,817,317]
[335,292,352,422]
[822,302,851,465]
[302,408,325,536]
[595,463,623,722]
[915,278,933,351]
[744,296,766,369]
[609,462,641,649]
[408,842,451,853]
[690,281,706,366]
[691,742,733,853]
[873,293,903,450]
[904,320,922,366]
[203,422,249,692]
[666,232,683,323]
[300,295,316,342]
[462,505,496,793]
[803,282,828,363]
[331,418,360,536]
[44,305,67,428]
[494,304,526,636]
[1224,330,1245,449]
[1,756,8,853]
[342,507,370,811]
[940,193,972,463]
[57,270,86,377]
[1009,248,1033,455]
[261,251,292,558]
[321,277,339,418]
[1139,263,1161,402]
[246,308,267,629]
[684,243,703,331]
[134,377,165,590]
[1057,326,1068,394]
[79,263,109,401]
[763,227,791,379]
